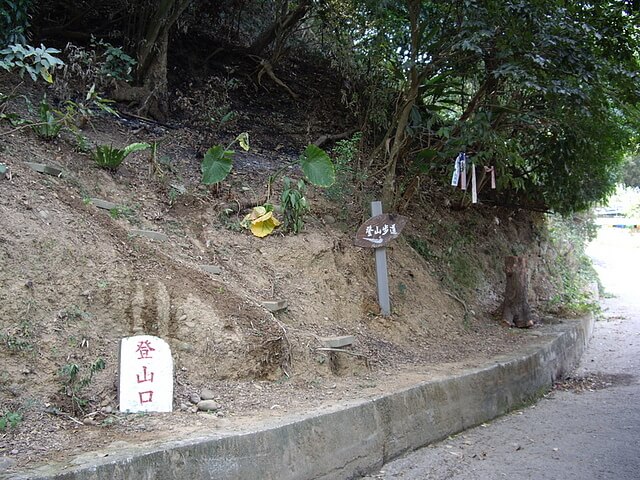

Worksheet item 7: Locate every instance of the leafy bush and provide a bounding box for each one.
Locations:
[92,142,150,172]
[58,358,106,414]
[544,214,600,314]
[98,40,136,81]
[0,410,22,431]
[0,0,30,46]
[30,98,62,139]
[280,177,309,234]
[0,43,64,83]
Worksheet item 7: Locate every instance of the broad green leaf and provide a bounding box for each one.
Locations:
[40,68,53,83]
[123,142,150,157]
[299,144,335,187]
[201,145,234,185]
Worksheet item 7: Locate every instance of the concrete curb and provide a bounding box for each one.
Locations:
[13,315,593,480]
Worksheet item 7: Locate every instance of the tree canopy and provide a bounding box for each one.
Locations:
[5,0,640,213]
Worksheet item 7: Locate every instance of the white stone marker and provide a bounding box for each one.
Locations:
[119,335,173,413]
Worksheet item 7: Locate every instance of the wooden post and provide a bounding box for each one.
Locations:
[501,256,534,328]
[371,201,391,316]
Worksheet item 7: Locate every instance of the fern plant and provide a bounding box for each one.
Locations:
[92,142,150,172]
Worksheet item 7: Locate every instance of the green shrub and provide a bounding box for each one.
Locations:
[0,43,64,83]
[58,358,106,414]
[0,0,30,46]
[0,410,22,431]
[281,177,309,234]
[92,142,150,172]
[31,98,62,139]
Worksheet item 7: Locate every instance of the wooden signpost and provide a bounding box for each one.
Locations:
[354,201,407,316]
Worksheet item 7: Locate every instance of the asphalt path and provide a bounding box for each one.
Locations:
[361,227,640,480]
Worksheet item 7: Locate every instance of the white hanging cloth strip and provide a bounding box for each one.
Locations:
[471,163,478,203]
[484,166,496,189]
[451,153,462,187]
[459,153,467,190]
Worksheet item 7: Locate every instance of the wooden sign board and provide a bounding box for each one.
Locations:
[354,213,408,248]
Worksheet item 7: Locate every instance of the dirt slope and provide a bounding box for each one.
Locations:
[0,69,547,471]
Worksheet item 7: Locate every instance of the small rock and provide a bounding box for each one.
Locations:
[197,400,221,412]
[180,403,189,411]
[10,449,19,455]
[83,418,96,426]
[0,456,17,469]
[189,393,201,404]
[200,388,215,400]
[101,406,113,414]
[171,339,195,352]
[324,215,336,224]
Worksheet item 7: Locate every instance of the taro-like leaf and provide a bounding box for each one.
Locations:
[299,144,335,187]
[201,145,234,185]
[250,216,281,238]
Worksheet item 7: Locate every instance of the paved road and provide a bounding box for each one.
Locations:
[361,227,640,480]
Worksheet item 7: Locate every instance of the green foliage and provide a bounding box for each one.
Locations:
[92,142,150,172]
[280,177,309,234]
[299,144,336,188]
[315,0,640,213]
[0,0,30,46]
[325,133,364,215]
[0,330,32,353]
[202,145,235,185]
[407,236,438,262]
[58,358,106,414]
[545,214,600,314]
[621,155,640,189]
[0,410,22,431]
[201,133,249,185]
[0,90,28,126]
[61,84,119,129]
[0,43,64,82]
[97,40,136,81]
[30,98,62,139]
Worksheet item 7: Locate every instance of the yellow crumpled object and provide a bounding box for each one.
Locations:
[242,206,281,238]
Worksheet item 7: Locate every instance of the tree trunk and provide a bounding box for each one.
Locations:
[118,0,191,121]
[381,0,422,210]
[501,256,534,328]
[249,0,311,57]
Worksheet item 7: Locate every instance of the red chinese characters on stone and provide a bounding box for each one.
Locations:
[136,365,154,383]
[135,340,155,405]
[136,340,155,359]
[138,391,154,404]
